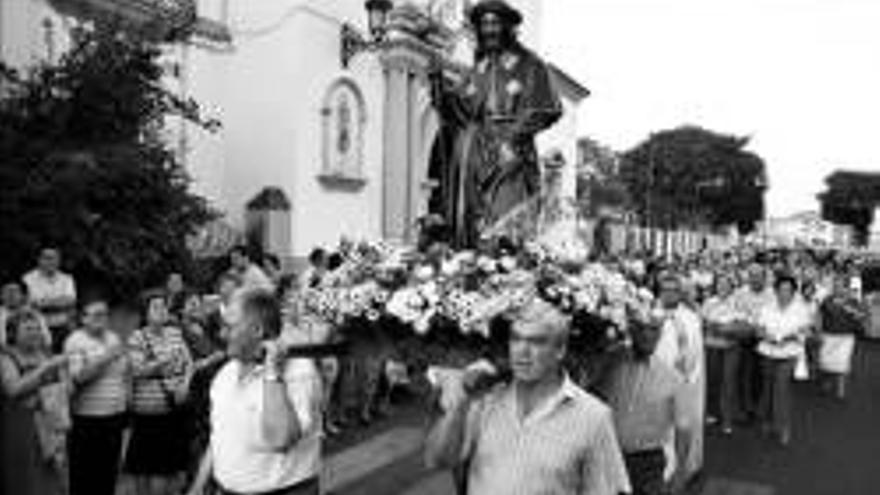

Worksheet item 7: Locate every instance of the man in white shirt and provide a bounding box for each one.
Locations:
[188,290,323,495]
[732,263,774,420]
[230,246,275,293]
[22,247,77,352]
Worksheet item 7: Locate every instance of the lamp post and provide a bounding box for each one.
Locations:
[340,0,393,69]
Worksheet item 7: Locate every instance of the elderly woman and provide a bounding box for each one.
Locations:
[125,291,193,495]
[178,292,227,478]
[701,273,749,434]
[756,273,811,446]
[0,309,71,495]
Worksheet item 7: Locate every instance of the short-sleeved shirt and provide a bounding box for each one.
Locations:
[701,295,746,348]
[210,358,323,493]
[22,270,76,328]
[602,356,686,453]
[757,301,810,359]
[128,326,192,415]
[463,376,631,495]
[733,286,774,326]
[64,329,128,417]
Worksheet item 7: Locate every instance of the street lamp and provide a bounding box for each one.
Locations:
[340,0,393,69]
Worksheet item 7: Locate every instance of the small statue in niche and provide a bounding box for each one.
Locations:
[336,94,352,156]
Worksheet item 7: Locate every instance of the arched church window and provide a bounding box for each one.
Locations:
[320,78,366,187]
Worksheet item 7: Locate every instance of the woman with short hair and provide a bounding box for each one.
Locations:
[0,308,71,495]
[125,292,193,495]
[756,274,811,446]
[701,273,749,434]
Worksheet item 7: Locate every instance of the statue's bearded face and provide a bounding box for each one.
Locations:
[476,12,511,53]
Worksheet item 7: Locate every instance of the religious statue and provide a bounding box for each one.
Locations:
[427,0,562,248]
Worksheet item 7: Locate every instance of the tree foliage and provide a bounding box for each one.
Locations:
[619,125,767,234]
[818,171,880,246]
[0,28,219,298]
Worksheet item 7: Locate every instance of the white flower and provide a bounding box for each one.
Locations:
[387,288,422,323]
[499,256,518,272]
[413,308,436,335]
[476,255,497,273]
[441,258,461,277]
[453,251,476,265]
[506,79,523,95]
[414,264,436,282]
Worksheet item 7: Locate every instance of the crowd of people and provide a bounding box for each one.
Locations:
[0,240,874,495]
[426,245,872,495]
[0,243,393,495]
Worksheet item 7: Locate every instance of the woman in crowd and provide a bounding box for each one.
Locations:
[126,292,193,495]
[756,274,811,446]
[178,292,227,480]
[701,273,748,434]
[0,280,30,346]
[213,272,242,340]
[798,276,822,381]
[0,309,71,495]
[817,274,865,399]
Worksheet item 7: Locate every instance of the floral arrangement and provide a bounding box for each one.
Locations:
[294,236,656,374]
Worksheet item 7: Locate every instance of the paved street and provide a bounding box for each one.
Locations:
[323,340,880,495]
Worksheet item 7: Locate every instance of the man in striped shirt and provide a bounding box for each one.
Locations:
[425,298,631,495]
[64,298,129,495]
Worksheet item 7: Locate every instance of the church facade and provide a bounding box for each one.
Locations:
[1,0,589,260]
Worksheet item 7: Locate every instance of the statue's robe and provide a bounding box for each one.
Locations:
[429,45,562,248]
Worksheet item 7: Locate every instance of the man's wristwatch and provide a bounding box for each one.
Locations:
[264,368,285,382]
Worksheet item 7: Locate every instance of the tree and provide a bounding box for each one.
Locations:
[818,171,880,246]
[0,27,219,298]
[575,137,630,217]
[619,125,767,234]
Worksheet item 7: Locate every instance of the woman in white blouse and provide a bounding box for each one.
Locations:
[701,273,749,434]
[756,273,811,446]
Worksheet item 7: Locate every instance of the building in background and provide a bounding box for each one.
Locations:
[756,210,853,249]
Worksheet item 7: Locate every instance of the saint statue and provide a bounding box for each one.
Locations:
[428,0,562,248]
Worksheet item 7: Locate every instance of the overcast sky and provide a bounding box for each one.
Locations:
[541,0,880,218]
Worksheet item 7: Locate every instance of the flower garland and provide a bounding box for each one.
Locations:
[294,240,656,360]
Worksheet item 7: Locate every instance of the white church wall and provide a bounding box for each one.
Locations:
[188,0,386,256]
[284,10,386,255]
[0,0,71,68]
[537,95,578,199]
[181,44,229,204]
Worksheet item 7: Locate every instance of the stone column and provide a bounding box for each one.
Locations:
[381,56,413,242]
[380,36,445,243]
